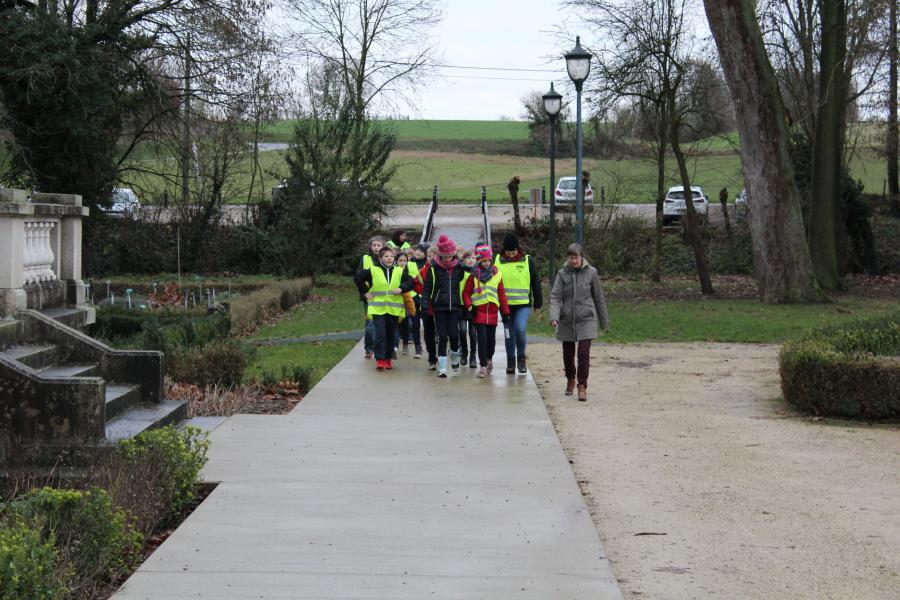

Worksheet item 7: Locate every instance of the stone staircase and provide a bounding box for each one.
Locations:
[0,309,185,444]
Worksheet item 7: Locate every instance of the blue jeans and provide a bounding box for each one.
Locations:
[363,301,375,353]
[503,305,530,359]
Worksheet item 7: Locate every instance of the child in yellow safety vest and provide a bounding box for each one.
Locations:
[354,246,415,371]
[462,245,510,378]
[359,236,385,359]
[394,253,419,357]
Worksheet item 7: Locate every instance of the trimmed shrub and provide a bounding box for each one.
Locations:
[229,278,312,334]
[115,426,209,527]
[7,487,143,589]
[169,340,250,387]
[0,520,66,600]
[780,312,900,419]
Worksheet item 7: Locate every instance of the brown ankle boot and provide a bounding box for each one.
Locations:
[565,379,576,396]
[577,384,587,402]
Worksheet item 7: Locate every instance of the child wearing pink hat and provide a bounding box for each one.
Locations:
[462,244,510,377]
[421,235,468,377]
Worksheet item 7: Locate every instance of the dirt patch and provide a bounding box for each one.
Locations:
[530,342,900,600]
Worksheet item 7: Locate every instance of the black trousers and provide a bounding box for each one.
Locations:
[458,317,476,357]
[372,314,397,360]
[422,314,436,364]
[433,310,460,355]
[475,323,497,367]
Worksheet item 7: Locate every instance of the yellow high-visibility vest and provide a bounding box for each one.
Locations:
[470,272,502,307]
[495,255,531,305]
[367,266,405,317]
[386,240,411,250]
[362,255,374,270]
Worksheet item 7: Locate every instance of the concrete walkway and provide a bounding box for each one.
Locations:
[114,341,623,599]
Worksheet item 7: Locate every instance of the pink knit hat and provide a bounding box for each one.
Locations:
[436,234,456,255]
[474,244,492,261]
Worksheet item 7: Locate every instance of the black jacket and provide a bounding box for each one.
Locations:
[421,262,467,312]
[354,263,415,300]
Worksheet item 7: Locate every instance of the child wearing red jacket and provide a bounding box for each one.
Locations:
[462,244,510,378]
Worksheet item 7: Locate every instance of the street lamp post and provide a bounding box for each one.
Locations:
[542,82,562,284]
[565,36,592,245]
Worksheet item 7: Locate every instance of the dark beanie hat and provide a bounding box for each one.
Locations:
[415,242,430,252]
[502,233,520,251]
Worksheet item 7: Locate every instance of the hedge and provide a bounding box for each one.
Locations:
[228,277,312,334]
[7,487,143,593]
[779,311,900,419]
[0,520,65,600]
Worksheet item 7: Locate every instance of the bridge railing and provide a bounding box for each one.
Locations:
[421,185,438,243]
[481,186,491,248]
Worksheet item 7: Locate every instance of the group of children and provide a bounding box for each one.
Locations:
[354,229,543,379]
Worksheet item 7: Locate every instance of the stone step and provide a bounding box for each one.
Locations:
[0,344,58,370]
[38,363,101,378]
[0,319,23,348]
[39,306,96,329]
[105,384,142,421]
[105,399,188,441]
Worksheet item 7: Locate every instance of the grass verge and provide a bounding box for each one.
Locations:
[529,296,900,343]
[245,340,357,390]
[248,275,362,340]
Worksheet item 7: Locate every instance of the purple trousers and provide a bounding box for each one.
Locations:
[562,339,592,387]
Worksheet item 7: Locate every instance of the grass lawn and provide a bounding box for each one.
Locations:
[245,340,357,388]
[249,275,362,340]
[528,296,900,343]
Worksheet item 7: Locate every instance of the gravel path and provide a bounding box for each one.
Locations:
[528,342,900,600]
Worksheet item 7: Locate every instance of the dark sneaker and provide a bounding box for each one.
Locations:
[506,357,516,374]
[517,355,527,374]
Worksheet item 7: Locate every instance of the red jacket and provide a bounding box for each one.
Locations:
[462,269,510,326]
[415,262,432,316]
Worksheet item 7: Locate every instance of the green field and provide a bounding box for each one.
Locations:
[119,120,892,205]
[260,119,530,143]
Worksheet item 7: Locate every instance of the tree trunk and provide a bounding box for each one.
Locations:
[508,178,522,234]
[808,0,847,290]
[702,0,823,303]
[889,0,900,217]
[181,33,192,207]
[652,103,666,283]
[669,111,714,295]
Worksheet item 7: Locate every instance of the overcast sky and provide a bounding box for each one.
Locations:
[410,0,574,120]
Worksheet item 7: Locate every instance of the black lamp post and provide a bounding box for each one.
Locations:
[542,82,562,284]
[565,36,592,244]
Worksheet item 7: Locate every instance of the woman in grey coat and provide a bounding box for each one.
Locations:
[549,243,609,401]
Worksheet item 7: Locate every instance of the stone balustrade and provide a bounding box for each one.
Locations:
[0,188,90,317]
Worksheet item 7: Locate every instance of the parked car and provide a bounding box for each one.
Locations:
[663,185,708,225]
[554,176,594,205]
[735,188,749,220]
[102,188,141,217]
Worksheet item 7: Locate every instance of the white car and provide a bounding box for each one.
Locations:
[663,185,708,224]
[553,176,594,205]
[103,188,141,217]
[735,188,749,220]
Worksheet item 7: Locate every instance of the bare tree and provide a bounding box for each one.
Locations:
[760,0,889,288]
[703,0,823,303]
[287,0,441,119]
[567,0,714,293]
[889,0,900,216]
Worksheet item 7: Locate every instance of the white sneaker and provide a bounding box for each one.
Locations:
[477,366,487,378]
[437,356,448,378]
[450,350,460,370]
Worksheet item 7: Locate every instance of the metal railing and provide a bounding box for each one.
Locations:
[422,185,438,242]
[481,186,492,247]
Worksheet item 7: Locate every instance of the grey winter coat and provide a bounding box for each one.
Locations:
[549,258,609,342]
